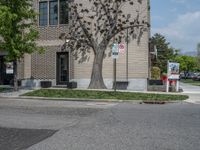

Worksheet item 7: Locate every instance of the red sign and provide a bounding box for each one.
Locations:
[118,43,126,54]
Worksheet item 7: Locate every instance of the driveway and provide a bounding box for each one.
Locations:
[180,82,200,104]
[0,98,200,150]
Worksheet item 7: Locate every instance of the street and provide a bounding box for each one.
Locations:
[0,98,199,150]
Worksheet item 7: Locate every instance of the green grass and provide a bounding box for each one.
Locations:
[181,79,200,86]
[22,89,189,101]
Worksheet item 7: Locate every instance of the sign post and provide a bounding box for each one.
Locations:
[113,59,116,92]
[126,29,129,81]
[112,43,119,92]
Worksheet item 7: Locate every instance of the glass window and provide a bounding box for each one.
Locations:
[39,2,48,26]
[60,0,68,24]
[49,0,58,25]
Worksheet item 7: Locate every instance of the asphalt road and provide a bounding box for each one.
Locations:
[0,127,56,150]
[0,98,199,150]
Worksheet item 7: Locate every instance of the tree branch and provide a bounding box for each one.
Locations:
[74,9,97,54]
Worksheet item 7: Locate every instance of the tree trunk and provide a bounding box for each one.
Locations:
[88,51,107,89]
[13,60,18,91]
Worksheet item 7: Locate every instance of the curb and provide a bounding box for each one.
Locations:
[184,100,200,104]
[19,96,142,104]
[0,95,183,104]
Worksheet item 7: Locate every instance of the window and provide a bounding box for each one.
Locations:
[39,2,48,26]
[39,0,68,26]
[49,0,58,25]
[60,0,68,24]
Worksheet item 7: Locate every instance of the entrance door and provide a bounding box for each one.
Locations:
[0,56,14,85]
[56,52,69,85]
[0,56,5,84]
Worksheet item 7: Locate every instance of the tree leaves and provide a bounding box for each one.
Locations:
[0,0,42,61]
[151,33,177,73]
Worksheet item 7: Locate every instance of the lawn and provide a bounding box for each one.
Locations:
[181,79,200,86]
[22,89,189,101]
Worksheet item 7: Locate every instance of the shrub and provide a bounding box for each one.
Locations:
[151,67,161,80]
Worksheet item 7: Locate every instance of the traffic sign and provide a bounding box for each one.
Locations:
[119,43,126,54]
[112,43,119,59]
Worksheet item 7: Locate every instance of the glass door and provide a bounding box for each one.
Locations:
[0,56,5,85]
[0,56,14,85]
[56,52,69,85]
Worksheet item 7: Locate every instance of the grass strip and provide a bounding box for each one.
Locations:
[22,89,188,101]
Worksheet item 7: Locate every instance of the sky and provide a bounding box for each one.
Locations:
[151,0,200,54]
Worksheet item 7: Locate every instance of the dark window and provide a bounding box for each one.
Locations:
[49,0,58,25]
[39,2,48,26]
[60,0,68,24]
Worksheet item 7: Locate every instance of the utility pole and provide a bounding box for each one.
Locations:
[126,28,129,81]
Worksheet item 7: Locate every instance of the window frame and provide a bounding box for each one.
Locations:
[38,0,69,27]
[59,0,69,25]
[39,1,48,26]
[49,0,58,25]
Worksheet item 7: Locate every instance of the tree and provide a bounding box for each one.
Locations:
[150,33,177,73]
[197,43,200,55]
[151,66,161,80]
[61,0,149,89]
[174,55,198,75]
[197,43,200,65]
[0,0,42,90]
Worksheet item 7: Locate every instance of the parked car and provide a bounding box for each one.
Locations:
[193,74,200,81]
[179,73,185,79]
[187,72,195,79]
[179,72,193,79]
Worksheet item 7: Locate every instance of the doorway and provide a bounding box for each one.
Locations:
[56,52,69,85]
[0,56,14,85]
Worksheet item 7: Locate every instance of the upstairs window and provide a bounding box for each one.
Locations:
[39,2,48,26]
[49,0,58,25]
[39,0,68,26]
[60,0,68,24]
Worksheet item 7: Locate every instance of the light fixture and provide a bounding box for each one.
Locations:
[65,39,70,43]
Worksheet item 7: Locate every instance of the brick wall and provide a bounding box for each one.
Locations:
[31,46,74,80]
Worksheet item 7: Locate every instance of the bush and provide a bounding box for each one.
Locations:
[151,67,161,80]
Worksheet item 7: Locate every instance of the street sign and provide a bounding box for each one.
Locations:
[112,43,119,59]
[119,43,126,54]
[168,62,180,80]
[166,61,180,92]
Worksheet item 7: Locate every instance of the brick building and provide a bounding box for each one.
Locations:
[0,0,150,91]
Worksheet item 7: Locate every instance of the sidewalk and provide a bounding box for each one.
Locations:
[180,82,200,104]
[0,88,34,98]
[180,82,200,93]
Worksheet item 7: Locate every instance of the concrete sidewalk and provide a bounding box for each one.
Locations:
[180,82,200,93]
[180,82,200,104]
[0,89,34,98]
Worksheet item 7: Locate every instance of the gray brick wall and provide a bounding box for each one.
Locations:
[31,46,74,80]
